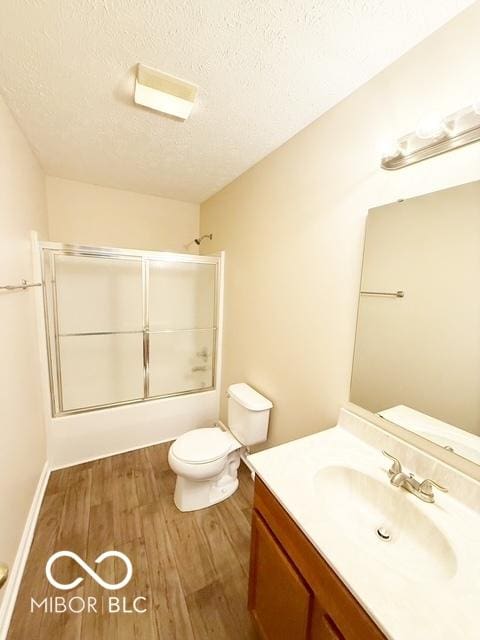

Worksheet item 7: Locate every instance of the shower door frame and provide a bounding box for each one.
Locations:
[40,241,221,417]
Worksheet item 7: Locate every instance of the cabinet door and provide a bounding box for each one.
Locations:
[248,511,311,640]
[310,603,345,639]
[253,478,387,640]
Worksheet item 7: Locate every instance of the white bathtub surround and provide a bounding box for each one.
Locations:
[248,408,480,640]
[47,389,219,469]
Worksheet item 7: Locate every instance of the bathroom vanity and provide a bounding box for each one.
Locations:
[247,409,480,640]
[248,477,386,640]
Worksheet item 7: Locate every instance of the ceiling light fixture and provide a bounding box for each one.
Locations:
[134,64,197,120]
[381,102,480,170]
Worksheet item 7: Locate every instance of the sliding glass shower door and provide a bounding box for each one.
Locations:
[41,244,219,416]
[148,260,217,397]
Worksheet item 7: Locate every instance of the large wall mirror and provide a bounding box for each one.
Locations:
[351,180,480,466]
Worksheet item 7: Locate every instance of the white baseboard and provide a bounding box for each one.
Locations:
[0,462,50,640]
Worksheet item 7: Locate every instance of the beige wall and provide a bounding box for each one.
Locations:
[351,181,480,436]
[47,176,200,253]
[0,94,48,602]
[200,3,480,448]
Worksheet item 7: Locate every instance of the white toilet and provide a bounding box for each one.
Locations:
[168,383,272,512]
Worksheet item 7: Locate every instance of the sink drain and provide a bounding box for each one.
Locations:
[376,527,391,541]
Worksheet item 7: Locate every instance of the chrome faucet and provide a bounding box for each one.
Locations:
[382,451,448,503]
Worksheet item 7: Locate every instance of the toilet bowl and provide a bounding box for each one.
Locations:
[168,427,243,512]
[168,383,272,512]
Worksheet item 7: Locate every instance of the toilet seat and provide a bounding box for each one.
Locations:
[171,427,240,465]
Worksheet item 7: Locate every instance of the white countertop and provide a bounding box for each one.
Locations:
[248,420,480,640]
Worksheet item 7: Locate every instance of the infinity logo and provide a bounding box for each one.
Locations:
[46,551,133,591]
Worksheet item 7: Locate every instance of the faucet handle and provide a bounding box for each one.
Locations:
[382,450,402,476]
[419,478,448,498]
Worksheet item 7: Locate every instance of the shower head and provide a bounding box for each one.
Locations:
[194,234,213,245]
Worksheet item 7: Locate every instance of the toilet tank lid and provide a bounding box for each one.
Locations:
[228,383,273,411]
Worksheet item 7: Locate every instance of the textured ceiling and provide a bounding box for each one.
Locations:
[0,1,474,203]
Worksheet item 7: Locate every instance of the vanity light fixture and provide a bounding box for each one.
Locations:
[414,111,447,140]
[134,64,197,120]
[379,138,403,162]
[381,102,480,170]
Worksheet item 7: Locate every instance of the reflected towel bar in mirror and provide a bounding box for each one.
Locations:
[360,290,405,298]
[0,279,42,291]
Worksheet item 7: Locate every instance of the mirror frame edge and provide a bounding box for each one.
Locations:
[345,401,480,482]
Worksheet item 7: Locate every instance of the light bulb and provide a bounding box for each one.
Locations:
[379,138,402,161]
[415,112,447,140]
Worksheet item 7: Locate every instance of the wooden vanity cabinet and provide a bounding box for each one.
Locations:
[248,478,387,640]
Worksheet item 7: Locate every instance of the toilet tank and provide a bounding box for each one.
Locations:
[227,383,273,446]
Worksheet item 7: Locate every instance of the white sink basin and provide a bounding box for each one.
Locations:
[313,465,457,581]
